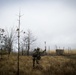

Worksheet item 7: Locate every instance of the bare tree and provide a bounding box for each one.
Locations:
[22,30,36,56]
[4,28,16,56]
[0,28,5,59]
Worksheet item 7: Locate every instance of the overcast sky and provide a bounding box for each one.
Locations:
[0,0,76,50]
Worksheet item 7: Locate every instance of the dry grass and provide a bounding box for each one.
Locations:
[47,49,76,55]
[0,54,76,75]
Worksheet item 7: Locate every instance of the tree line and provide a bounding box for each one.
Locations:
[0,27,36,58]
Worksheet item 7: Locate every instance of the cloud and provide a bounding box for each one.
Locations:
[0,0,76,49]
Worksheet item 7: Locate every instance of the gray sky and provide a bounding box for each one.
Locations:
[0,0,76,50]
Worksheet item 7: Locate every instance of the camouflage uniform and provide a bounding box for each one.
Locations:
[32,48,41,68]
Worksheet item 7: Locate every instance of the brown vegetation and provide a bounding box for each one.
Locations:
[0,53,76,75]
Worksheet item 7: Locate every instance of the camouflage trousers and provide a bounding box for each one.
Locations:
[33,57,39,68]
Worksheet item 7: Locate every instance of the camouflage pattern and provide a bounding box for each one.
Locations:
[32,48,46,68]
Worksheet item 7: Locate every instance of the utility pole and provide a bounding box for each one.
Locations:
[44,41,46,51]
[17,11,23,75]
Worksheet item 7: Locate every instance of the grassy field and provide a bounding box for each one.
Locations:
[0,53,76,75]
[47,49,76,55]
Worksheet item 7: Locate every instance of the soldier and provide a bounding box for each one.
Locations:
[32,47,46,68]
[32,48,40,68]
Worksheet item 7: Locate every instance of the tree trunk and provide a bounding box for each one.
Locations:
[27,44,30,56]
[22,48,23,55]
[1,48,2,59]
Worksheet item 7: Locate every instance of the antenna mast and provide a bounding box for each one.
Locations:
[17,10,23,75]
